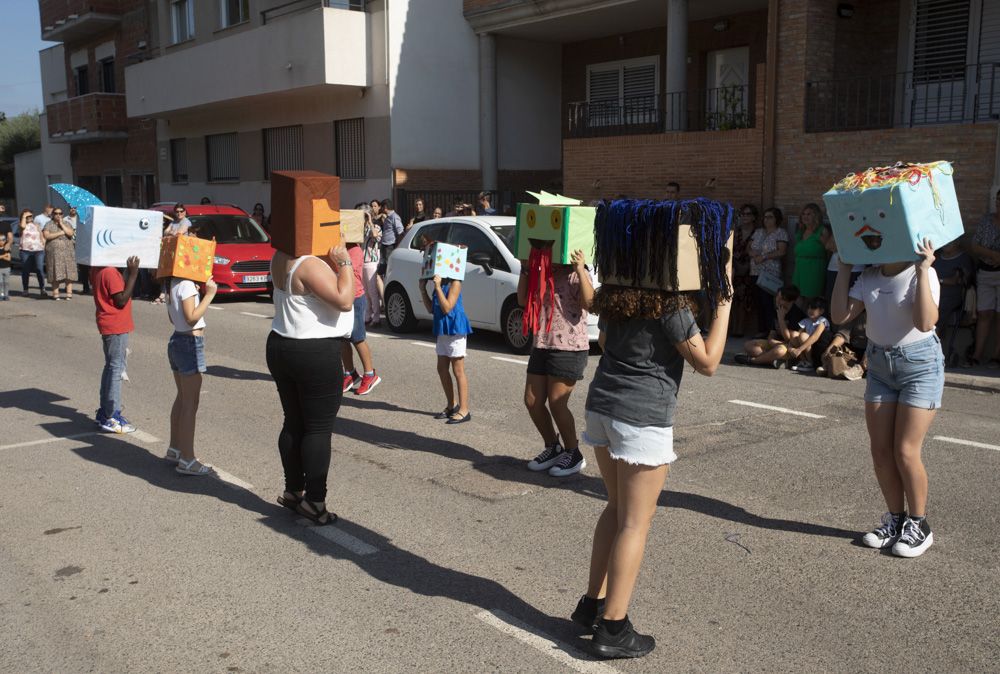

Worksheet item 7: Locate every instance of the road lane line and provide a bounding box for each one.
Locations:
[212,468,255,490]
[128,430,160,444]
[208,306,224,311]
[240,311,271,318]
[296,519,379,555]
[475,609,619,674]
[0,432,98,450]
[933,435,1000,452]
[409,341,437,349]
[492,356,529,365]
[728,400,826,419]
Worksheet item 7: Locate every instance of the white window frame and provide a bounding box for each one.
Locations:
[170,0,195,44]
[585,56,659,127]
[220,0,250,28]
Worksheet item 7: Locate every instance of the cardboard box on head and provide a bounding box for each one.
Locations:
[340,209,365,244]
[269,170,342,257]
[156,235,216,282]
[595,198,735,293]
[75,206,163,269]
[514,191,596,264]
[823,161,963,265]
[420,242,467,281]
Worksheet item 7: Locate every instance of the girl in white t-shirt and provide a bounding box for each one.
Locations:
[831,238,943,558]
[165,274,218,475]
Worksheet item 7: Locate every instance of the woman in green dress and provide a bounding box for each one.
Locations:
[792,203,828,304]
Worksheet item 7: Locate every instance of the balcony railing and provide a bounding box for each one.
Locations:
[805,63,1000,132]
[566,86,754,138]
[47,93,128,143]
[40,0,122,42]
[262,0,366,24]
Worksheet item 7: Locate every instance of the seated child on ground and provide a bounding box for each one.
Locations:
[736,285,806,368]
[786,297,831,372]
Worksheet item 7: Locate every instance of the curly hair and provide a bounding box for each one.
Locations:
[591,285,701,321]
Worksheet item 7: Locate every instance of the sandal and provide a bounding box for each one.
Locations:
[295,499,338,525]
[175,457,215,476]
[433,406,457,420]
[277,491,303,512]
[164,447,181,463]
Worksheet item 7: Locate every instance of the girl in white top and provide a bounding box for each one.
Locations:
[832,238,942,558]
[165,274,218,475]
[266,245,354,526]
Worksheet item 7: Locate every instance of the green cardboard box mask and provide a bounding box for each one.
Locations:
[514,191,596,264]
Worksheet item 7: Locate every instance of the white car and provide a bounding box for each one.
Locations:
[383,215,599,353]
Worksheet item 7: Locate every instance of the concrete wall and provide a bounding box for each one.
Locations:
[496,36,562,171]
[39,113,72,186]
[39,44,68,105]
[14,150,46,213]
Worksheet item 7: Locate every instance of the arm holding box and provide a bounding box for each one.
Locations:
[913,238,939,333]
[298,246,354,312]
[181,278,218,327]
[572,250,595,310]
[112,257,141,309]
[674,269,734,377]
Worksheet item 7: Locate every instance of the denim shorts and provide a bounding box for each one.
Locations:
[167,332,207,375]
[865,334,944,409]
[527,347,589,381]
[583,410,677,467]
[351,295,367,344]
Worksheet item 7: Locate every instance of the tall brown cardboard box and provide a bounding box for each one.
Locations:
[269,170,341,256]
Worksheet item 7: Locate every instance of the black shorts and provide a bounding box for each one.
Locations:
[527,347,589,381]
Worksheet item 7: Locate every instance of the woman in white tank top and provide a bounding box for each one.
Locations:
[266,245,355,525]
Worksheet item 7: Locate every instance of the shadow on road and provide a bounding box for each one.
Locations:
[204,364,272,382]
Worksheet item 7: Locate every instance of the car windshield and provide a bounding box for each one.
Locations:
[188,215,268,244]
[491,225,515,254]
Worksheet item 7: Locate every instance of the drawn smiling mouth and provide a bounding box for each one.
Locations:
[854,223,883,251]
[528,238,554,249]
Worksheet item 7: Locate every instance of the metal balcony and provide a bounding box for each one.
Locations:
[46,93,129,143]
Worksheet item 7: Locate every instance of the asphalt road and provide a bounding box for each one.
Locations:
[1,290,998,673]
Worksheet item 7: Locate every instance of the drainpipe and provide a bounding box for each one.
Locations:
[479,33,498,191]
[665,0,688,131]
[762,0,779,207]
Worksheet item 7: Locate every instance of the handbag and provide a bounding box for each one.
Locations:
[755,270,783,295]
[822,346,860,379]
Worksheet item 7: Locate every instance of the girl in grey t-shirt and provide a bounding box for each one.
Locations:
[574,283,733,659]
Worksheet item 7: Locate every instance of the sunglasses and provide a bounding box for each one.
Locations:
[53,211,64,216]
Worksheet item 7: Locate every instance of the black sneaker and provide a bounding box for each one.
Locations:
[861,512,904,549]
[570,595,605,632]
[590,618,655,659]
[548,447,585,477]
[891,517,934,558]
[734,353,751,365]
[527,439,562,471]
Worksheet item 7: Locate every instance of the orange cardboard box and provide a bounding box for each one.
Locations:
[156,235,216,282]
[269,170,342,256]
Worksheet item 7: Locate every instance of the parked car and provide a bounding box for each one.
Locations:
[1,217,18,269]
[151,203,274,296]
[383,215,599,353]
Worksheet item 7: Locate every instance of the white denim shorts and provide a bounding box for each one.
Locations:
[977,270,1000,312]
[436,334,467,358]
[583,410,677,467]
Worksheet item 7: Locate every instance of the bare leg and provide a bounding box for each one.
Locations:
[451,357,469,415]
[354,340,374,373]
[587,445,619,599]
[893,405,936,517]
[341,341,355,374]
[972,310,994,361]
[753,343,787,365]
[436,356,454,408]
[64,282,73,298]
[546,377,579,449]
[176,373,203,461]
[865,402,904,512]
[602,460,670,620]
[523,373,556,445]
[169,372,182,449]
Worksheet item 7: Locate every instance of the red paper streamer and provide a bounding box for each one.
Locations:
[523,247,555,335]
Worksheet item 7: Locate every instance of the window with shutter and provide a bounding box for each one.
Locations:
[912,0,970,84]
[586,57,659,128]
[263,125,304,180]
[206,133,239,182]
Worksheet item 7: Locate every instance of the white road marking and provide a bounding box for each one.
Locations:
[128,430,160,444]
[240,311,271,318]
[933,435,1000,452]
[296,519,379,555]
[410,341,437,349]
[212,468,255,490]
[475,609,619,674]
[0,432,97,450]
[492,356,529,365]
[208,306,224,311]
[728,400,826,419]
[366,332,385,338]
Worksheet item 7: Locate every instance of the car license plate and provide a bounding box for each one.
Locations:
[244,274,270,283]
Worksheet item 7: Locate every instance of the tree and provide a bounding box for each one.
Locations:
[0,110,42,196]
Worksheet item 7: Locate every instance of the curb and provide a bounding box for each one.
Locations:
[944,371,1000,394]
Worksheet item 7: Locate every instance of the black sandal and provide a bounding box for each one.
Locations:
[277,491,303,512]
[433,406,457,420]
[295,499,338,525]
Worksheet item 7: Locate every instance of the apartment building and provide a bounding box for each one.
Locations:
[38,0,158,207]
[118,0,561,214]
[465,0,1000,226]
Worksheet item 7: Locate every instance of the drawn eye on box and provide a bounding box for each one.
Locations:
[514,192,595,265]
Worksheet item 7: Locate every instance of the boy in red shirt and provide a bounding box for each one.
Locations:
[92,256,140,433]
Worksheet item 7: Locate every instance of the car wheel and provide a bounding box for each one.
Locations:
[385,282,418,333]
[501,297,531,354]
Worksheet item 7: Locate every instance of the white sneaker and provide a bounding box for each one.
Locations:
[548,448,585,477]
[891,517,934,557]
[528,440,563,471]
[861,512,904,549]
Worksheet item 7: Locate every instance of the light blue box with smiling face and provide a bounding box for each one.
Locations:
[823,161,964,265]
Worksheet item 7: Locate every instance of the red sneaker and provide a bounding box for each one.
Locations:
[343,371,361,393]
[355,371,382,396]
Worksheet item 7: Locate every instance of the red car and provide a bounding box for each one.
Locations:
[151,203,274,295]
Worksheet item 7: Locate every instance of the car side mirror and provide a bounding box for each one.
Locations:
[469,251,493,275]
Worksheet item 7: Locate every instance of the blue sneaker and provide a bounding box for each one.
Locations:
[112,411,136,434]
